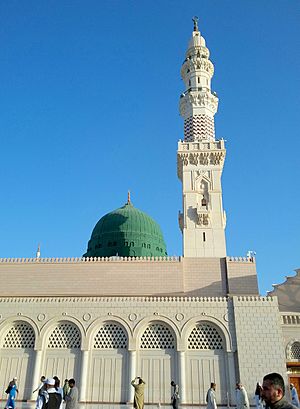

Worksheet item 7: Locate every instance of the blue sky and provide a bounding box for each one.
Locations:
[1,1,299,295]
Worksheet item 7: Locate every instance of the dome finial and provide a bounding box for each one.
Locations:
[192,16,199,32]
[127,190,131,204]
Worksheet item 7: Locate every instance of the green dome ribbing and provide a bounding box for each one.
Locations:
[83,202,167,258]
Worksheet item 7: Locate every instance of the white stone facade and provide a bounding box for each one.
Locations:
[0,295,286,404]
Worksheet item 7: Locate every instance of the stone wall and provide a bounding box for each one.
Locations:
[232,295,287,398]
[0,256,258,297]
[0,295,286,405]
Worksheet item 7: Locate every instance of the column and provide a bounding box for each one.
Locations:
[128,350,137,402]
[30,349,43,400]
[79,350,89,402]
[178,351,186,403]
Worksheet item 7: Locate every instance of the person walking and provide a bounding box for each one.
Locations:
[62,380,69,401]
[206,383,217,409]
[65,379,79,409]
[255,382,263,409]
[33,376,46,395]
[5,378,18,409]
[171,381,180,409]
[131,377,146,409]
[34,377,46,409]
[261,372,298,409]
[236,383,249,409]
[290,384,299,408]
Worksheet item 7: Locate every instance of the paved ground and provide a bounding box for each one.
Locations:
[14,404,229,409]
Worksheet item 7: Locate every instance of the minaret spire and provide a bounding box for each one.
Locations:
[36,243,41,258]
[177,23,227,257]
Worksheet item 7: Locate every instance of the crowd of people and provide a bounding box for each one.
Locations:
[204,373,299,409]
[130,372,299,409]
[3,371,300,409]
[4,377,78,409]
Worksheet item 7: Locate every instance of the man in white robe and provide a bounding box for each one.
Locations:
[236,383,249,409]
[206,383,217,409]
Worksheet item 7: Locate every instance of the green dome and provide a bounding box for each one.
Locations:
[83,201,167,258]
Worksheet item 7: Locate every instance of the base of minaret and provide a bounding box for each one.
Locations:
[183,228,227,258]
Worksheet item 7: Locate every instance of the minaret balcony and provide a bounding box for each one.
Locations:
[179,89,218,117]
[178,139,225,152]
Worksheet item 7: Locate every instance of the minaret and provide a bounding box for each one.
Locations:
[36,243,41,258]
[177,18,227,257]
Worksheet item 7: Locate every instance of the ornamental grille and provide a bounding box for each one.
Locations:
[47,323,81,349]
[140,324,175,349]
[184,114,215,142]
[93,324,128,349]
[2,323,35,349]
[290,342,300,359]
[188,323,223,350]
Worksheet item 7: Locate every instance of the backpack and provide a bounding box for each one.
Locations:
[42,392,62,409]
[5,385,12,394]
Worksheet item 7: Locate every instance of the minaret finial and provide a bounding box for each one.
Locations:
[192,16,199,32]
[127,190,131,204]
[36,243,41,258]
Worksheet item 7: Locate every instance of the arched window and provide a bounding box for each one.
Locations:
[290,342,300,359]
[140,323,175,349]
[1,323,35,349]
[93,323,127,349]
[188,323,223,350]
[47,323,81,349]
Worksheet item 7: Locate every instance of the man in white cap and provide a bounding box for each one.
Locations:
[37,378,62,409]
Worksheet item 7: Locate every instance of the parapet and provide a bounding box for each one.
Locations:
[0,256,180,264]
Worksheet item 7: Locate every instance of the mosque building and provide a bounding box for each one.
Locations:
[0,20,299,404]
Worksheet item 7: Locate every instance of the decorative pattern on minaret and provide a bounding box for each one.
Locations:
[184,115,215,141]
